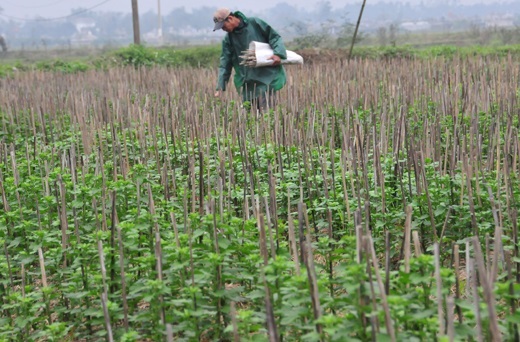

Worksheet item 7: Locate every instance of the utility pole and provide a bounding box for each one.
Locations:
[348,0,366,61]
[131,0,141,45]
[157,0,163,44]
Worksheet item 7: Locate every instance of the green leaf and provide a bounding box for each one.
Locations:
[376,334,394,342]
[7,237,21,248]
[410,308,436,320]
[192,229,205,239]
[218,237,230,250]
[505,312,520,324]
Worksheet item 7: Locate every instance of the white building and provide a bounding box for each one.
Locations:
[400,21,433,32]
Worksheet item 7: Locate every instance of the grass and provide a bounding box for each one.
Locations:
[2,42,520,76]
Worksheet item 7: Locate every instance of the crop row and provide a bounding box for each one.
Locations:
[0,56,519,341]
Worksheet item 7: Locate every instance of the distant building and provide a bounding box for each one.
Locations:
[71,17,97,45]
[73,18,96,33]
[169,26,209,37]
[71,31,97,45]
[144,29,164,43]
[400,21,433,32]
[484,13,515,28]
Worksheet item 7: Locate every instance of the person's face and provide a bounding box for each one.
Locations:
[222,15,239,33]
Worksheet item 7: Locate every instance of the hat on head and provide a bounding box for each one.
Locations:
[213,8,231,31]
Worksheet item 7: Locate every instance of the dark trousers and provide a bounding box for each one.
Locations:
[252,89,276,112]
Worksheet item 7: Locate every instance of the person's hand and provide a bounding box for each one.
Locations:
[214,90,222,97]
[268,55,282,66]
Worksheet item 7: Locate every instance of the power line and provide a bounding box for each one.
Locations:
[0,0,113,22]
[0,0,68,9]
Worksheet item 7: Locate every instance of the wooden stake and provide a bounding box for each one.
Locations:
[434,243,445,336]
[403,205,412,273]
[365,236,396,342]
[472,237,502,342]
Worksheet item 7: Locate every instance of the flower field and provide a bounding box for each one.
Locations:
[0,54,519,341]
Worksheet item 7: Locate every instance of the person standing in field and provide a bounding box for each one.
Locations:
[212,8,287,111]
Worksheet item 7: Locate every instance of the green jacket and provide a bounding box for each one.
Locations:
[216,11,287,101]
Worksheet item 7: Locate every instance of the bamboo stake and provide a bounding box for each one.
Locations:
[418,151,437,242]
[38,247,48,288]
[109,191,117,295]
[101,292,114,342]
[0,181,14,288]
[166,324,174,342]
[355,210,363,264]
[384,230,391,295]
[339,156,352,224]
[403,205,412,273]
[452,244,463,323]
[506,250,519,340]
[464,239,472,297]
[487,185,504,284]
[412,231,422,257]
[148,184,166,325]
[513,209,520,283]
[230,302,241,342]
[287,215,301,276]
[485,234,491,280]
[365,236,396,342]
[267,163,280,251]
[472,237,501,342]
[38,246,53,325]
[263,197,277,261]
[113,193,129,331]
[98,239,114,342]
[438,207,452,251]
[57,174,69,268]
[298,202,323,336]
[446,296,455,342]
[365,248,381,339]
[434,243,445,337]
[463,153,479,236]
[258,213,279,342]
[211,198,225,335]
[355,211,368,333]
[470,257,483,342]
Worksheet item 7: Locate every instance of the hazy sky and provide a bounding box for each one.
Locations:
[0,0,513,21]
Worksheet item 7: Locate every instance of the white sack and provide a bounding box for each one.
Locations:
[240,41,304,68]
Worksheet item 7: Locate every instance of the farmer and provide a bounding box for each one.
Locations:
[212,8,287,111]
